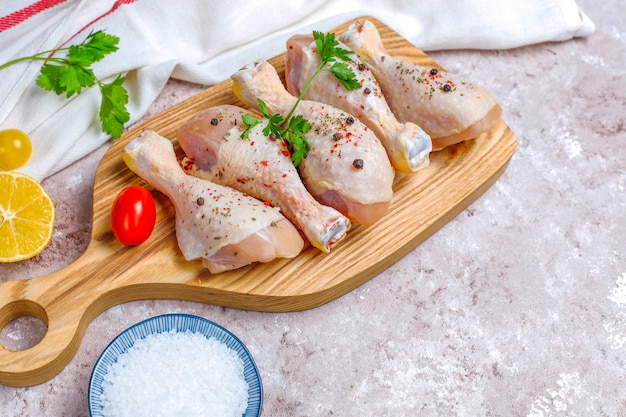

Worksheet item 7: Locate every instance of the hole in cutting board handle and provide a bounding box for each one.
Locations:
[0,300,48,351]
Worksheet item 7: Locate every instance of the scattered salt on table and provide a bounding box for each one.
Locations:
[99,329,249,417]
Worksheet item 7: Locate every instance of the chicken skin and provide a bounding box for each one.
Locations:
[231,60,395,226]
[339,20,502,151]
[177,105,350,253]
[285,34,431,173]
[122,130,304,273]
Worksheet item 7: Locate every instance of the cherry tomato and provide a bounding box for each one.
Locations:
[111,186,156,246]
[0,129,33,170]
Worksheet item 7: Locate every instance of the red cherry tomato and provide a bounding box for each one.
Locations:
[111,186,156,246]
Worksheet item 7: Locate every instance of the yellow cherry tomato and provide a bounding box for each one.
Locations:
[0,129,33,170]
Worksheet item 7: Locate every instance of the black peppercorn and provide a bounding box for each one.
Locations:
[333,132,342,141]
[363,87,371,95]
[196,197,205,206]
[358,63,366,71]
[210,118,218,126]
[430,68,438,76]
[443,84,452,92]
[352,159,364,169]
[268,133,277,141]
[346,116,355,125]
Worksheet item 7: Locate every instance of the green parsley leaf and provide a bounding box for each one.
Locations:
[257,98,271,119]
[82,30,120,60]
[331,45,354,63]
[283,114,312,165]
[263,114,284,137]
[311,31,361,91]
[313,30,335,63]
[253,99,283,139]
[330,62,362,91]
[68,32,118,68]
[240,114,260,139]
[284,129,310,167]
[99,75,130,138]
[313,30,353,64]
[287,114,312,137]
[37,63,96,97]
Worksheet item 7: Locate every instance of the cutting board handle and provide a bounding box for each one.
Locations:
[0,219,208,387]
[0,243,111,387]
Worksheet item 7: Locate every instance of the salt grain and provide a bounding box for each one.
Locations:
[99,330,249,417]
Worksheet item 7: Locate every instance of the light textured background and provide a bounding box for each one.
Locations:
[1,0,625,415]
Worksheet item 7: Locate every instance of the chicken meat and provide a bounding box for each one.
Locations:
[122,130,304,273]
[177,105,350,253]
[231,60,395,226]
[285,34,431,173]
[339,20,502,151]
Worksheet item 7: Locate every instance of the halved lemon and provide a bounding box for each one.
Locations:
[0,171,56,262]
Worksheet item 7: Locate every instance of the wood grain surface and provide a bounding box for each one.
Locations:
[0,17,517,386]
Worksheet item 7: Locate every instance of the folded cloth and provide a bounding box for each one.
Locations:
[0,0,595,181]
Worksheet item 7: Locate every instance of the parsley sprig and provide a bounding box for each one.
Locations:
[241,31,361,166]
[242,100,312,166]
[0,30,130,138]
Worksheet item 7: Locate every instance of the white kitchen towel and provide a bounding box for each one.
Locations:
[0,0,595,181]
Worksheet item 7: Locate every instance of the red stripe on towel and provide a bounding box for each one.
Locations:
[58,0,138,47]
[0,0,69,33]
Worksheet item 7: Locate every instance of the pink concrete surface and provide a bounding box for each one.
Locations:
[1,1,625,415]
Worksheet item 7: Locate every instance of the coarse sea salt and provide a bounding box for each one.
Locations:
[99,329,249,417]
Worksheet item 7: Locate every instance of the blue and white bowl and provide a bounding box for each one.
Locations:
[88,313,263,416]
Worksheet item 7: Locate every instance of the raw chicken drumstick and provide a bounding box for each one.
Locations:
[285,34,432,173]
[177,105,350,253]
[339,19,502,151]
[231,60,394,226]
[122,130,304,273]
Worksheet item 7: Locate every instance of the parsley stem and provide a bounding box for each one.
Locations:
[0,51,70,71]
[280,65,326,130]
[0,57,31,70]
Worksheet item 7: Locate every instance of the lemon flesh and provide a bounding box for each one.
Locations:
[0,171,55,262]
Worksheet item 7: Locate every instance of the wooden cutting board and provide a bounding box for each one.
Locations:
[0,17,517,386]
